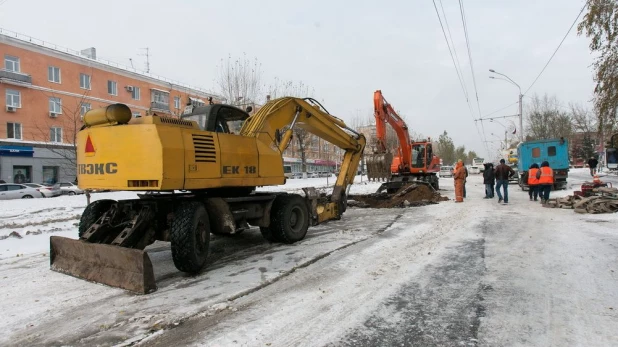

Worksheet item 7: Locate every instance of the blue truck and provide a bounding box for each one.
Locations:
[517,138,570,190]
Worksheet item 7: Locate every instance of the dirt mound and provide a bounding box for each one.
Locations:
[348,183,449,208]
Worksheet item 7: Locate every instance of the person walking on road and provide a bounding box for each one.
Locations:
[483,163,495,198]
[453,160,466,203]
[494,159,515,204]
[537,161,554,204]
[463,164,469,198]
[527,163,540,201]
[588,156,598,177]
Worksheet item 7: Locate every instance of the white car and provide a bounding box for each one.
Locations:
[0,183,45,200]
[439,166,453,178]
[54,182,85,195]
[24,183,62,198]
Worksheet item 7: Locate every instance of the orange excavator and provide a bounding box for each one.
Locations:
[366,90,441,192]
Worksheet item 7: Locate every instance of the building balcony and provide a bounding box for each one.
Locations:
[150,101,170,112]
[0,69,32,85]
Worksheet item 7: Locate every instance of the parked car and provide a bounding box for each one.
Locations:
[0,183,45,200]
[24,183,62,198]
[54,182,84,195]
[292,172,304,179]
[439,165,454,178]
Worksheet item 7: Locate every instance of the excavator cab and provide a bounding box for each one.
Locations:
[182,104,249,134]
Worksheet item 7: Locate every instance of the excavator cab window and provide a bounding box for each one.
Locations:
[216,106,249,135]
[181,105,249,134]
[411,143,426,169]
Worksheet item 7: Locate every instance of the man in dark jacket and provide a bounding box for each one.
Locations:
[494,159,515,204]
[588,156,598,176]
[483,163,495,198]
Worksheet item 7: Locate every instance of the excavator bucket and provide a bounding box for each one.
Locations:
[49,236,156,294]
[366,153,393,181]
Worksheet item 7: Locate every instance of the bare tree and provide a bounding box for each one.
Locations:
[525,94,573,141]
[216,53,263,106]
[267,79,316,175]
[33,92,93,182]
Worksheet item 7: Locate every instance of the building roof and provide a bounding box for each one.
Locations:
[0,27,221,99]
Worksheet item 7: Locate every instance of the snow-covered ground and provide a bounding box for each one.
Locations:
[1,170,617,346]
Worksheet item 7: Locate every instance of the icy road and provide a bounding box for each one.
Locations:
[1,170,617,347]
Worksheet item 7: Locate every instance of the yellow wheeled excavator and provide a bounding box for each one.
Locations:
[50,97,365,294]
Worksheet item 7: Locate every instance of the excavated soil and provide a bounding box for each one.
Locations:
[348,184,449,208]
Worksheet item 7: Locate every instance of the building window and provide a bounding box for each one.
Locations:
[7,122,22,140]
[151,89,169,110]
[108,80,117,95]
[4,55,20,72]
[174,96,181,109]
[42,166,59,185]
[133,112,141,118]
[49,97,62,113]
[80,102,91,117]
[48,66,61,83]
[13,166,31,183]
[50,127,63,143]
[132,87,140,100]
[80,73,91,90]
[5,89,21,108]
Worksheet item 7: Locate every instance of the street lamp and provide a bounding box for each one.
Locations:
[489,69,524,142]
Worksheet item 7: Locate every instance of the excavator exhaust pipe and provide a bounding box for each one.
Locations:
[366,153,393,181]
[50,236,157,294]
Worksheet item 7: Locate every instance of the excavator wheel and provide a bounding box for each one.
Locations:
[170,201,210,273]
[269,194,310,244]
[78,199,116,238]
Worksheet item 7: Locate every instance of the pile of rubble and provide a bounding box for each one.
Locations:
[545,187,618,214]
[348,183,449,209]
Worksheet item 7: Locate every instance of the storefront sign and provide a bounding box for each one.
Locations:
[0,146,34,157]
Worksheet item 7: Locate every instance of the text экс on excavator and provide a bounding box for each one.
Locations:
[50,97,365,294]
[366,90,441,192]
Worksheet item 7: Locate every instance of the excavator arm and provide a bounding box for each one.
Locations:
[241,97,366,222]
[373,90,412,172]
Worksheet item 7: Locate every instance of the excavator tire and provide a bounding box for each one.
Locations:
[170,201,210,273]
[269,194,310,244]
[78,199,115,238]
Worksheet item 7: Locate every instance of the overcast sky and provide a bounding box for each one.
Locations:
[0,0,593,158]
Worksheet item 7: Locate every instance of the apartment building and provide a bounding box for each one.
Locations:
[0,29,219,184]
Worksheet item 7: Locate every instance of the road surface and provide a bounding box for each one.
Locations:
[1,170,616,346]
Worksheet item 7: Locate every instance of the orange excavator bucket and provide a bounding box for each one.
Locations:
[50,236,157,294]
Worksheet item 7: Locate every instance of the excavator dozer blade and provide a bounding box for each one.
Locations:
[49,236,157,294]
[366,153,393,181]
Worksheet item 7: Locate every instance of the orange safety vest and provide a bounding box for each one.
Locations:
[538,166,554,184]
[528,168,540,185]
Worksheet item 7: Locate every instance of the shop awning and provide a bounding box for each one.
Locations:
[0,145,34,157]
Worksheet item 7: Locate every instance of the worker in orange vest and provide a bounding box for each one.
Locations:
[536,161,554,204]
[527,163,540,201]
[453,160,466,202]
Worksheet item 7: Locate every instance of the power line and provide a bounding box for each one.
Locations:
[432,0,489,155]
[457,0,489,154]
[439,0,469,101]
[432,0,471,107]
[523,1,589,95]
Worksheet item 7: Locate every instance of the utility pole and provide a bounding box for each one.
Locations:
[489,69,524,142]
[518,93,524,142]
